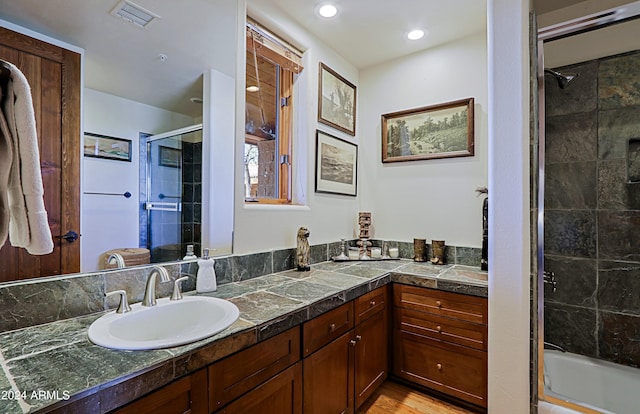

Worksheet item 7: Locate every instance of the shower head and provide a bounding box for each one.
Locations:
[544,69,580,89]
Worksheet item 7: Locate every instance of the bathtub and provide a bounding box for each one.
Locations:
[543,350,640,414]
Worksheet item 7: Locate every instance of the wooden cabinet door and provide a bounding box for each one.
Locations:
[354,304,388,408]
[110,369,208,414]
[0,27,81,282]
[209,327,300,410]
[303,331,354,414]
[217,362,302,414]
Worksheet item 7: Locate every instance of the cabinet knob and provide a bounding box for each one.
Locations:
[355,335,362,342]
[329,323,336,332]
[350,340,357,347]
[436,300,442,307]
[436,325,442,333]
[437,363,442,371]
[370,300,376,306]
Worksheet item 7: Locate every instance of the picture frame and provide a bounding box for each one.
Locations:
[158,146,181,168]
[318,63,357,136]
[315,130,358,196]
[381,97,475,163]
[83,133,132,162]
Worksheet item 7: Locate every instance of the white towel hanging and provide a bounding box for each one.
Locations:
[1,59,54,255]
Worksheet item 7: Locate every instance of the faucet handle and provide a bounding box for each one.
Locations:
[106,290,132,314]
[171,276,189,301]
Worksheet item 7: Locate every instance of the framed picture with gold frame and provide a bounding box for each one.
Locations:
[382,97,474,163]
[318,63,357,136]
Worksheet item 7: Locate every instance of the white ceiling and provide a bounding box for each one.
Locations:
[0,0,489,117]
[3,0,621,118]
[249,0,486,70]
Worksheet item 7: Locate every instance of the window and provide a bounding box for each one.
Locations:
[244,19,303,203]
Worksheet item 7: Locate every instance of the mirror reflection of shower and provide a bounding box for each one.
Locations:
[140,124,203,263]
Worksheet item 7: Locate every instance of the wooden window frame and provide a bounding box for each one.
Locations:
[245,20,302,205]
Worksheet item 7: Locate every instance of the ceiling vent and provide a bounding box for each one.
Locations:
[110,0,160,28]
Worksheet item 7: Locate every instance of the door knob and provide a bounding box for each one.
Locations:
[56,231,79,243]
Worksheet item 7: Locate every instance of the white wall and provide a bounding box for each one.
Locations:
[233,0,361,253]
[202,69,236,256]
[359,32,488,246]
[487,0,531,412]
[82,88,195,272]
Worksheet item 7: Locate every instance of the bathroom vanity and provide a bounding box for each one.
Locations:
[0,261,486,414]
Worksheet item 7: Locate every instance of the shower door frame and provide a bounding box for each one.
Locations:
[536,2,640,412]
[144,124,203,260]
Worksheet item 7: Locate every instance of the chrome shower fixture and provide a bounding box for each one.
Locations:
[544,69,580,89]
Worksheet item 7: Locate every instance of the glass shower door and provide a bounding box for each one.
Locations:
[143,125,203,263]
[146,136,183,263]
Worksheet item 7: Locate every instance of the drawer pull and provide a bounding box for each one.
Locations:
[437,363,442,371]
[436,300,442,307]
[329,323,336,332]
[370,300,376,306]
[350,340,357,347]
[436,325,442,333]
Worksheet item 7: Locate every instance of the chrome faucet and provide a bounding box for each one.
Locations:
[142,266,171,307]
[107,253,126,269]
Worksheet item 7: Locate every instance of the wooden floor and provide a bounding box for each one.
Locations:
[358,382,475,414]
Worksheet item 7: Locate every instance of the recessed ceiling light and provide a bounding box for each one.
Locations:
[318,4,338,18]
[407,29,425,40]
[246,85,260,92]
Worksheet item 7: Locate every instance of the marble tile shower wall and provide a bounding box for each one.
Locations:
[181,141,202,257]
[544,50,640,369]
[0,240,481,334]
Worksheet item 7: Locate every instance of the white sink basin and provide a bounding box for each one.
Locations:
[88,296,240,350]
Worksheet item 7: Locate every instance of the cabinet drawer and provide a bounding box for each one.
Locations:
[216,362,302,414]
[393,331,487,407]
[394,307,487,350]
[209,327,300,410]
[303,302,354,356]
[355,286,387,325]
[393,284,487,325]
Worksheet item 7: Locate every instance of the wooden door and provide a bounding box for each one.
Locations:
[354,306,388,408]
[0,27,81,282]
[303,330,354,414]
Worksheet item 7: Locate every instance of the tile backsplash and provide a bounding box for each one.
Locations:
[0,240,481,333]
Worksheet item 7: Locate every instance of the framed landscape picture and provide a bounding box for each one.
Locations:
[382,97,474,163]
[318,63,357,136]
[83,133,132,162]
[315,130,357,196]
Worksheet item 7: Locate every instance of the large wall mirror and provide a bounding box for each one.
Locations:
[0,0,238,279]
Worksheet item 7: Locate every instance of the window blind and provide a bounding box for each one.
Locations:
[246,18,304,73]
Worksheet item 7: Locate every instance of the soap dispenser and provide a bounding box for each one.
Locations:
[196,248,217,293]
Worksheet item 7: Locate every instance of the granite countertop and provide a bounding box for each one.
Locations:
[0,260,487,414]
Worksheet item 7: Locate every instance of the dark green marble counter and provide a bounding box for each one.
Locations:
[0,260,486,413]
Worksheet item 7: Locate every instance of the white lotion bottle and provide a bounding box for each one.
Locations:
[196,248,217,293]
